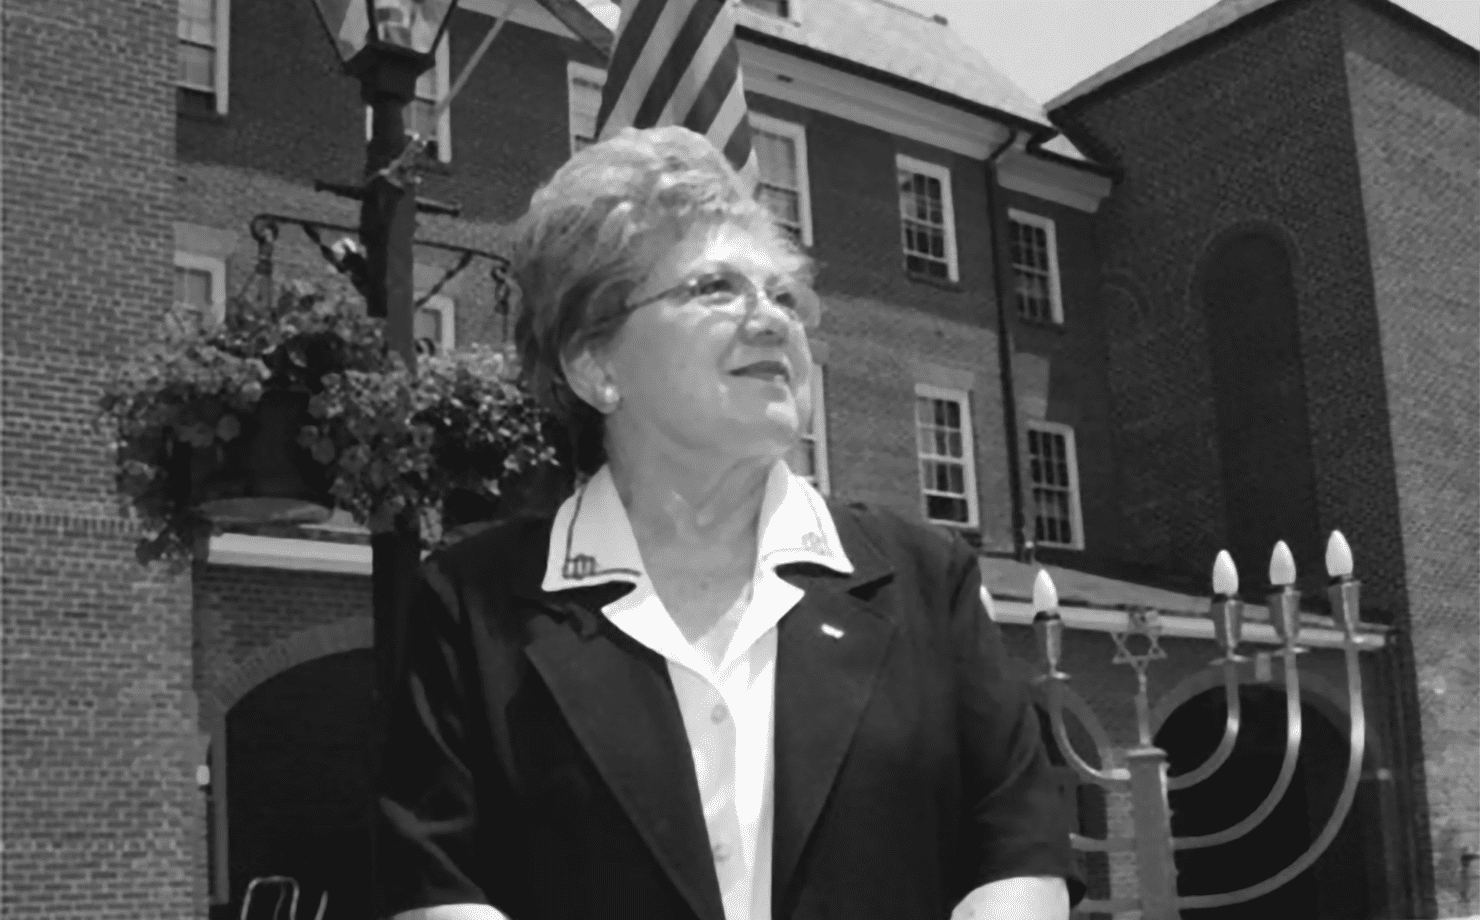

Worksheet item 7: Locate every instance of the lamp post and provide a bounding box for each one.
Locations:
[1034,531,1373,918]
[308,0,460,711]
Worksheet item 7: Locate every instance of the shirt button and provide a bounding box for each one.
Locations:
[712,843,730,862]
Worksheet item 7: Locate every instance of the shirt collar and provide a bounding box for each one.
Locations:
[541,459,853,594]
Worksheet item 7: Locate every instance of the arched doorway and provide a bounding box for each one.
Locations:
[227,649,377,919]
[1157,684,1381,919]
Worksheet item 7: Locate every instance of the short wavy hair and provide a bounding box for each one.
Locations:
[509,125,812,474]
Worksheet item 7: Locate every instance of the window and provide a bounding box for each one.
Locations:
[788,368,829,493]
[1009,210,1063,324]
[366,38,451,162]
[750,114,813,247]
[177,0,230,114]
[1026,421,1083,550]
[897,155,958,282]
[915,384,977,526]
[567,62,606,155]
[174,251,226,325]
[414,294,456,356]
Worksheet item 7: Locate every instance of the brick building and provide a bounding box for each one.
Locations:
[1046,0,1478,915]
[1,0,1471,919]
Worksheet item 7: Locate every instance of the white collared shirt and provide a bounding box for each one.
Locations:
[538,459,853,920]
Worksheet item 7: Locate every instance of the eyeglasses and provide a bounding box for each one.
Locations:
[620,266,821,331]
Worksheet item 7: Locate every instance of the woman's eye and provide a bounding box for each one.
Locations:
[692,275,738,298]
[769,288,799,310]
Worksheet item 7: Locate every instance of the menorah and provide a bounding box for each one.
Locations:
[1033,531,1375,919]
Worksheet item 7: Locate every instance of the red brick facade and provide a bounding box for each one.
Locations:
[1050,0,1478,914]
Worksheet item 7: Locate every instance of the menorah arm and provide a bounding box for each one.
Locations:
[1046,680,1131,789]
[1167,659,1242,792]
[1173,649,1302,851]
[1070,832,1136,853]
[1177,643,1366,909]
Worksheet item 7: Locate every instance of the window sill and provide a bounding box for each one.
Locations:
[905,270,962,293]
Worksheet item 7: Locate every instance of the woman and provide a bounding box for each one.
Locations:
[375,126,1082,920]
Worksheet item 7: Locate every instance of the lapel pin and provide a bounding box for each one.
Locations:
[821,623,845,639]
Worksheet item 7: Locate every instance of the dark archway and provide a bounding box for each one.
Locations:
[227,649,377,920]
[1157,684,1383,919]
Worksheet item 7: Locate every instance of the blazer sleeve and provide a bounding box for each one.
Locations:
[374,556,497,918]
[948,541,1086,906]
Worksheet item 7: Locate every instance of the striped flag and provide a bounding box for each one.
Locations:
[595,0,760,188]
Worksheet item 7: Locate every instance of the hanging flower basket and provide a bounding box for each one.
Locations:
[172,388,334,525]
[100,279,392,564]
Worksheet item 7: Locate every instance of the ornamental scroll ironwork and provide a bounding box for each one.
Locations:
[247,213,516,353]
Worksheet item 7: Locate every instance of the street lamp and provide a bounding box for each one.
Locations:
[308,0,460,717]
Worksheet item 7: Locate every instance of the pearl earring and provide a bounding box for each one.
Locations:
[601,385,620,411]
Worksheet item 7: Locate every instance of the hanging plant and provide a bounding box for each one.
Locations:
[98,279,392,565]
[302,343,560,548]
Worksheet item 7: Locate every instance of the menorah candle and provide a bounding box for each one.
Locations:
[1325,530,1362,641]
[1032,569,1067,678]
[1268,541,1302,649]
[1210,549,1245,660]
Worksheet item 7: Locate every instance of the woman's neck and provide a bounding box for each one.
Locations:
[605,438,775,565]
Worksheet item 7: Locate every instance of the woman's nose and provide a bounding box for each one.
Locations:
[741,291,794,340]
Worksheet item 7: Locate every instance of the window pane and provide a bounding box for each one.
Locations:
[179,0,214,43]
[178,43,215,90]
[754,130,797,188]
[176,266,213,309]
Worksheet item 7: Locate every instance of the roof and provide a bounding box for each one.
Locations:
[979,556,1385,631]
[1047,0,1480,111]
[576,0,1057,132]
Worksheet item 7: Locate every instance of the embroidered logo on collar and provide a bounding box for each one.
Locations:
[563,554,600,580]
[800,532,827,555]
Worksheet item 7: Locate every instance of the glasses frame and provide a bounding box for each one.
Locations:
[618,266,821,331]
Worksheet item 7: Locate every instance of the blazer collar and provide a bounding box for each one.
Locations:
[539,460,854,595]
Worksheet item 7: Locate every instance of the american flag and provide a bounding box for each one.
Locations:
[595,0,760,187]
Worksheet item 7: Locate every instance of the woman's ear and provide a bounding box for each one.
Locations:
[561,347,616,414]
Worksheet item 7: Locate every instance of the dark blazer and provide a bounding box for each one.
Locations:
[375,500,1083,920]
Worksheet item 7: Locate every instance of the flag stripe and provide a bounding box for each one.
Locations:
[598,0,757,186]
[597,0,695,139]
[631,0,724,130]
[681,38,739,135]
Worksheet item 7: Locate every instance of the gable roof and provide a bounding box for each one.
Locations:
[1047,0,1479,111]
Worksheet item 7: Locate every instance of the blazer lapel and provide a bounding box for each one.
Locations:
[522,588,727,920]
[771,508,896,910]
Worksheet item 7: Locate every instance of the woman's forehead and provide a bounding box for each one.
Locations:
[662,222,784,276]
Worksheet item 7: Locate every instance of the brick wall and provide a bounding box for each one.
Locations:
[1049,0,1452,912]
[2,4,198,917]
[1340,2,1480,914]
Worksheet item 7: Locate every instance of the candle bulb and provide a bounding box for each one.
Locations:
[1213,550,1239,597]
[1325,530,1362,641]
[1267,541,1301,649]
[1031,569,1067,679]
[1210,550,1245,662]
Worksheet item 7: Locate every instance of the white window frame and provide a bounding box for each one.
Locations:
[914,383,978,527]
[567,61,606,155]
[365,38,451,162]
[173,250,227,326]
[1025,420,1084,550]
[750,112,814,248]
[896,154,959,282]
[177,0,231,114]
[740,0,803,24]
[792,367,829,493]
[1008,209,1064,324]
[414,293,456,356]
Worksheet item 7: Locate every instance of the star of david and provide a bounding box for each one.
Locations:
[1111,607,1167,676]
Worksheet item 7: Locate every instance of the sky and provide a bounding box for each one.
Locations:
[577,0,1480,105]
[885,0,1480,103]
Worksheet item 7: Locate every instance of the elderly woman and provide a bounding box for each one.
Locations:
[375,126,1082,920]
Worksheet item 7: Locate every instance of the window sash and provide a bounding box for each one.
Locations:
[1027,427,1078,547]
[1010,216,1060,323]
[899,170,950,275]
[916,395,971,523]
